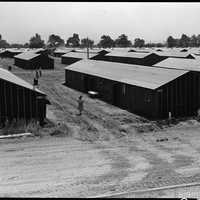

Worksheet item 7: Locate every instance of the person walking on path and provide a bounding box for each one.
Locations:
[77,96,84,115]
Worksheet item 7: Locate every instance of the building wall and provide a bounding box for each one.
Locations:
[143,54,166,65]
[61,57,81,65]
[0,51,21,58]
[65,70,85,92]
[125,84,157,118]
[15,57,39,69]
[40,56,54,69]
[54,52,66,57]
[92,55,164,66]
[65,69,158,119]
[0,79,47,124]
[14,55,54,69]
[156,71,200,119]
[65,69,200,119]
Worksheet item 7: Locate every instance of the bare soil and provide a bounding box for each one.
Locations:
[1,57,200,197]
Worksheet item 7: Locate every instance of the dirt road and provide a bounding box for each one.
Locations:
[1,58,200,197]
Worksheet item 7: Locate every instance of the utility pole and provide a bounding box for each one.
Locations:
[87,37,89,59]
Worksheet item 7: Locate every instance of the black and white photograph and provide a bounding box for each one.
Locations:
[1,1,200,198]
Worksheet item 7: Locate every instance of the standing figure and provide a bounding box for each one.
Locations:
[39,67,42,77]
[77,96,84,115]
[33,77,38,89]
[35,70,39,80]
[8,66,12,71]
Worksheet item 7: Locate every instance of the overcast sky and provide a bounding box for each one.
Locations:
[1,2,200,44]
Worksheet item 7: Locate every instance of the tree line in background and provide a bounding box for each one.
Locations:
[1,33,200,49]
[166,34,200,48]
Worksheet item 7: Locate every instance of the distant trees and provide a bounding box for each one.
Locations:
[66,33,80,47]
[5,32,200,50]
[115,34,132,47]
[29,33,45,48]
[24,43,29,48]
[166,34,200,48]
[97,35,115,48]
[80,38,94,48]
[166,36,176,48]
[144,42,165,48]
[9,43,24,48]
[0,34,10,48]
[47,34,64,48]
[134,38,145,48]
[190,35,198,47]
[179,34,190,47]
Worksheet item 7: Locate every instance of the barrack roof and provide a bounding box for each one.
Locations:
[65,60,188,90]
[154,51,195,58]
[106,51,154,59]
[62,52,98,59]
[0,67,45,94]
[153,57,200,72]
[14,52,40,60]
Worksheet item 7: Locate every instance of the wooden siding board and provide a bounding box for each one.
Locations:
[0,79,47,124]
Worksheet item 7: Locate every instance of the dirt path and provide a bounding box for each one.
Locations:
[1,58,200,197]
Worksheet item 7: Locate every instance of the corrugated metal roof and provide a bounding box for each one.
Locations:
[0,67,45,94]
[65,60,188,90]
[14,52,40,60]
[153,57,200,72]
[106,51,153,59]
[62,52,98,59]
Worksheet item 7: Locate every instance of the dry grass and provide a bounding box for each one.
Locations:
[0,119,42,136]
[49,123,71,137]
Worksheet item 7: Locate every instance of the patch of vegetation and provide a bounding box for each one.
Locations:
[0,119,55,137]
[49,123,71,137]
[0,119,27,135]
[25,120,41,136]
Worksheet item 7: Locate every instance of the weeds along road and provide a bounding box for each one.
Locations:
[1,58,200,198]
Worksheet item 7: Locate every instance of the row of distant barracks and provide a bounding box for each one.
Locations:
[1,47,200,124]
[0,49,52,126]
[62,48,200,119]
